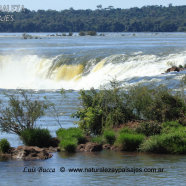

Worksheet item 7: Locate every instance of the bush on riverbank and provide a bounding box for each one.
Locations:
[79,31,97,36]
[0,90,50,136]
[139,127,186,154]
[117,132,145,151]
[135,121,162,136]
[103,130,116,145]
[0,139,10,153]
[59,138,77,153]
[56,128,86,152]
[91,136,104,145]
[161,121,183,133]
[127,85,186,122]
[20,128,52,147]
[73,82,186,136]
[72,81,134,135]
[56,127,86,144]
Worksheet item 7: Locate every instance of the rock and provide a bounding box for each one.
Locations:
[111,145,122,151]
[77,144,86,152]
[11,146,52,160]
[102,144,111,150]
[84,142,102,152]
[165,66,185,73]
[77,143,102,152]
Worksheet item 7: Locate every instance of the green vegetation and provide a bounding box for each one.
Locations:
[0,5,186,32]
[0,139,10,153]
[139,127,186,154]
[20,128,52,147]
[22,33,40,39]
[59,138,77,153]
[0,90,50,135]
[117,133,145,151]
[127,85,185,122]
[91,136,104,145]
[161,121,183,133]
[135,121,162,136]
[56,127,86,144]
[56,127,86,152]
[103,130,116,145]
[79,31,97,36]
[72,81,186,154]
[73,83,185,135]
[0,81,185,154]
[72,81,134,135]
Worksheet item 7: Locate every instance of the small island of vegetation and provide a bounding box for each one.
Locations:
[0,75,185,159]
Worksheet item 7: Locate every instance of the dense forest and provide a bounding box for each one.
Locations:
[0,5,186,32]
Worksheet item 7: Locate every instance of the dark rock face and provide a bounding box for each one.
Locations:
[77,142,102,152]
[77,144,86,152]
[165,66,185,73]
[110,145,122,151]
[102,144,111,150]
[11,146,53,160]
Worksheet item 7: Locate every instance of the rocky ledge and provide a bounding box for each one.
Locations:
[77,142,122,152]
[165,66,185,73]
[0,146,59,160]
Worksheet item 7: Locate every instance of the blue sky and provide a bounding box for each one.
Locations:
[0,0,185,10]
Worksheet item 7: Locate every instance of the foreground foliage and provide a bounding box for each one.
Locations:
[139,127,186,154]
[20,128,52,147]
[0,90,50,135]
[56,128,86,152]
[73,83,185,135]
[117,132,145,151]
[0,138,10,153]
[103,130,116,145]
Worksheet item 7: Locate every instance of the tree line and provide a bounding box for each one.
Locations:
[0,5,186,32]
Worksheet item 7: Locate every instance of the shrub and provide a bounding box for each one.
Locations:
[0,139,10,153]
[119,127,136,134]
[103,130,116,145]
[161,121,183,133]
[60,138,77,153]
[72,82,134,135]
[0,90,50,135]
[56,127,86,144]
[118,133,145,151]
[72,82,185,136]
[127,84,186,122]
[20,128,52,147]
[87,31,97,36]
[79,31,86,36]
[140,128,186,154]
[91,136,104,145]
[135,121,162,136]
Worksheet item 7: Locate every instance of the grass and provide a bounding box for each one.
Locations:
[56,127,86,144]
[117,133,145,151]
[56,127,86,152]
[59,138,77,153]
[103,130,116,145]
[91,136,104,145]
